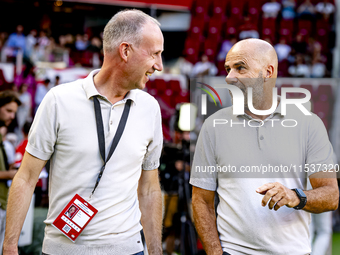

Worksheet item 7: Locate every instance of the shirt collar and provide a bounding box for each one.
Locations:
[83,69,137,105]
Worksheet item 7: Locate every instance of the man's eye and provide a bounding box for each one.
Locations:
[237,66,244,70]
[226,68,230,73]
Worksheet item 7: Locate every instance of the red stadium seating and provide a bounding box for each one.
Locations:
[279,84,295,98]
[279,19,294,44]
[212,0,228,21]
[184,38,200,63]
[169,80,182,95]
[224,18,239,38]
[0,69,9,87]
[154,79,167,94]
[299,84,315,99]
[315,19,331,51]
[261,18,277,42]
[297,20,312,40]
[217,60,227,76]
[316,84,333,102]
[207,16,224,41]
[203,38,219,61]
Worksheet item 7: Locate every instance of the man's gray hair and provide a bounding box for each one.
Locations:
[103,9,160,53]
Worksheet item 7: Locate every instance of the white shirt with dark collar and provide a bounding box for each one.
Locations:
[27,69,163,254]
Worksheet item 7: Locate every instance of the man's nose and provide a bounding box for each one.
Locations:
[154,56,163,72]
[225,71,238,84]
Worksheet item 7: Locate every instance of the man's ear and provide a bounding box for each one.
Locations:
[264,65,274,81]
[119,42,131,62]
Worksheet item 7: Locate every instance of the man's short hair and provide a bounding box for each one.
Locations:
[103,9,160,54]
[0,90,21,108]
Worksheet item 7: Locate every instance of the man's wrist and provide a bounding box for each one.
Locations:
[291,189,307,210]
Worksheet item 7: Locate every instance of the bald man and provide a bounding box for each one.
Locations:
[4,10,163,255]
[190,39,338,255]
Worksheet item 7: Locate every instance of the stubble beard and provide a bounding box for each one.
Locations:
[230,72,264,111]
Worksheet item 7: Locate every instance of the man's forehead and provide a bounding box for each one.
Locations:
[225,51,249,67]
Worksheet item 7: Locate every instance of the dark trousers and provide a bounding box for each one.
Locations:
[223,252,231,255]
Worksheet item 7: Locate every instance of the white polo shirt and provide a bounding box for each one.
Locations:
[27,69,163,255]
[190,103,334,255]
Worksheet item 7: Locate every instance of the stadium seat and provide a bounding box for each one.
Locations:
[297,20,312,39]
[279,84,295,98]
[247,1,262,24]
[279,19,294,44]
[173,91,190,107]
[194,0,211,20]
[145,80,156,90]
[300,84,315,100]
[217,60,227,76]
[203,38,219,61]
[160,92,173,108]
[154,79,167,95]
[316,84,333,102]
[0,69,9,87]
[315,19,331,51]
[207,16,225,41]
[189,17,206,40]
[184,38,200,64]
[212,0,228,20]
[169,80,182,95]
[224,18,239,38]
[313,101,331,117]
[261,18,276,42]
[277,59,289,77]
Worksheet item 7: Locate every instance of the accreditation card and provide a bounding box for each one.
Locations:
[52,194,98,242]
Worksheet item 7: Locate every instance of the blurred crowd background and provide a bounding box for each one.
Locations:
[0,0,339,254]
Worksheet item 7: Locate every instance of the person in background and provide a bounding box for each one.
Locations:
[281,0,296,19]
[297,0,316,20]
[315,0,335,19]
[34,78,50,111]
[5,25,26,61]
[75,34,89,51]
[262,0,281,18]
[16,84,32,138]
[25,29,37,59]
[0,91,21,253]
[288,54,311,77]
[274,38,292,62]
[238,17,259,40]
[54,75,60,87]
[191,54,217,77]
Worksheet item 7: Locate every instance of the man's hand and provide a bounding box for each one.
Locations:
[256,182,300,211]
[6,170,17,180]
[0,170,17,180]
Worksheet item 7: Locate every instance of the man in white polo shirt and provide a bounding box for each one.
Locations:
[190,39,339,255]
[3,10,164,255]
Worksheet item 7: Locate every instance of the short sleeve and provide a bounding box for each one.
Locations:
[142,103,163,170]
[306,114,334,177]
[26,90,58,160]
[190,120,218,191]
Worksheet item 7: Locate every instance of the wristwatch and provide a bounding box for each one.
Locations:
[292,188,307,210]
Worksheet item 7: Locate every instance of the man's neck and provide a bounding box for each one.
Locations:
[244,99,280,120]
[93,68,130,105]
